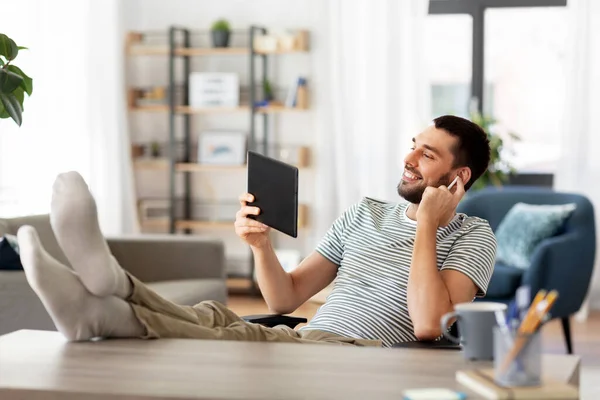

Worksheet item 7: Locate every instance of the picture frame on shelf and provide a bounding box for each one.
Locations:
[198,131,247,165]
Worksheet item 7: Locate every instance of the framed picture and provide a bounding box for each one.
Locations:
[198,131,247,165]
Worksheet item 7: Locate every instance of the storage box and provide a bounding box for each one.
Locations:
[189,73,239,108]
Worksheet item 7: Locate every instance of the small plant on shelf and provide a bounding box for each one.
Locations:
[150,141,161,158]
[210,19,231,48]
[0,33,33,127]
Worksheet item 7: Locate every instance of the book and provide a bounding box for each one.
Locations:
[455,369,579,399]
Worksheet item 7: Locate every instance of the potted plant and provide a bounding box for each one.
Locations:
[470,110,520,191]
[0,34,33,126]
[263,79,274,102]
[210,19,231,48]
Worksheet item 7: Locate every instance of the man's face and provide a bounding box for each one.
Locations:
[397,126,459,204]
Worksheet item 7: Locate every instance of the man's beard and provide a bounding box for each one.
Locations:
[397,171,453,204]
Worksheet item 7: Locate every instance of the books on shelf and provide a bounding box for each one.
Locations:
[285,76,308,109]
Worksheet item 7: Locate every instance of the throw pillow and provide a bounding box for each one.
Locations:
[0,234,23,271]
[495,202,576,269]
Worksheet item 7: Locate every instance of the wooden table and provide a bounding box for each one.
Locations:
[0,330,580,400]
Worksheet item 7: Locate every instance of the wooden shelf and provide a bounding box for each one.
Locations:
[133,159,169,170]
[141,219,234,230]
[130,105,306,114]
[141,208,308,231]
[176,220,233,230]
[176,163,246,172]
[127,46,307,57]
[133,160,246,172]
[134,160,310,172]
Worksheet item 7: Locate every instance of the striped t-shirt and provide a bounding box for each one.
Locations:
[300,197,496,347]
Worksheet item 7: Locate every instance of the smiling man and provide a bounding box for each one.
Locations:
[17,115,496,348]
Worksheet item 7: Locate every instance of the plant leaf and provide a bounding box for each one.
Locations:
[17,46,28,50]
[0,58,4,66]
[0,69,24,94]
[12,86,24,111]
[0,101,8,118]
[0,92,22,126]
[0,34,19,61]
[6,65,32,95]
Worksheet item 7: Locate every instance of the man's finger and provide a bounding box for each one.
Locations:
[241,206,260,217]
[240,226,267,235]
[238,193,254,206]
[235,217,268,229]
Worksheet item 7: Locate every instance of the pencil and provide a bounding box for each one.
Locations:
[498,290,558,374]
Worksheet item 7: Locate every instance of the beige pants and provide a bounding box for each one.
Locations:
[126,273,381,347]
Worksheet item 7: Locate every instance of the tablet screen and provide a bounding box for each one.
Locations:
[246,151,299,238]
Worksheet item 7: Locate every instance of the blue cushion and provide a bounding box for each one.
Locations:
[0,234,22,271]
[485,262,524,298]
[495,202,576,269]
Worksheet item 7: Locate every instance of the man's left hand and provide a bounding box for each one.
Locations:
[416,177,465,227]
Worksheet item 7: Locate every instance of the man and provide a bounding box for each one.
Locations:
[18,115,495,348]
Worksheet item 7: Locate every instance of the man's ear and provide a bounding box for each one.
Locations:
[458,168,472,186]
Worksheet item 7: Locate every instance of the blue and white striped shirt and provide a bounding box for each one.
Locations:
[300,197,496,347]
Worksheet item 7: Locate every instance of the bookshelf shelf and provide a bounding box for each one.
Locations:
[134,160,308,172]
[130,104,307,114]
[128,46,307,57]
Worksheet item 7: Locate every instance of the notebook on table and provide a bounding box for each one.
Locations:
[455,368,579,399]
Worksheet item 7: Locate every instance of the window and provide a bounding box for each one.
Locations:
[425,15,473,118]
[427,0,567,175]
[484,8,567,173]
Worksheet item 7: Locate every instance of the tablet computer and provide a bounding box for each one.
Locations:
[247,151,299,238]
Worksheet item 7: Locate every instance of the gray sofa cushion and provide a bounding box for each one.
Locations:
[148,279,227,306]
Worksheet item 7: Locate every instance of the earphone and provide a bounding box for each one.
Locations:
[448,176,459,190]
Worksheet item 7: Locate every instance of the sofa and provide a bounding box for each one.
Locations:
[0,214,227,336]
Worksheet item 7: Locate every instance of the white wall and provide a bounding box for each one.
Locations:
[123,0,328,273]
[585,1,600,311]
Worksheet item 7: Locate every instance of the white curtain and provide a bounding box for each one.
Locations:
[0,0,137,235]
[554,0,600,317]
[313,0,430,241]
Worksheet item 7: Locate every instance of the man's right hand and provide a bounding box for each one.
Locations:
[235,193,271,249]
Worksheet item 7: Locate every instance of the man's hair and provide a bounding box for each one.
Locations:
[433,115,491,191]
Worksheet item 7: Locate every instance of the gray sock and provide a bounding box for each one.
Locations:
[18,225,144,341]
[50,171,130,298]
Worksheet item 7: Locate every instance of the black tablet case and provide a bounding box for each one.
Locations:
[247,151,299,238]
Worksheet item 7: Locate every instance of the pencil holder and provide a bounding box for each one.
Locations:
[493,326,542,387]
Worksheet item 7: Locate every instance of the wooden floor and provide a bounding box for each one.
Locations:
[227,294,600,399]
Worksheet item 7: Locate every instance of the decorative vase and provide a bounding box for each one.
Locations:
[211,30,230,48]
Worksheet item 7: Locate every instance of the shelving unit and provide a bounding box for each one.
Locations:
[126,26,311,293]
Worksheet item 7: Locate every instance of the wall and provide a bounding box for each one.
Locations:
[123,0,328,274]
[586,1,600,311]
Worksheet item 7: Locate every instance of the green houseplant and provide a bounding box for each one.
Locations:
[210,19,231,48]
[0,34,33,126]
[470,111,520,191]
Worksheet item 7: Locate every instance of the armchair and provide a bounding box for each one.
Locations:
[456,186,596,354]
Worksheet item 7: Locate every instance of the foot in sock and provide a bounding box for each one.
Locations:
[50,171,130,298]
[17,225,144,341]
